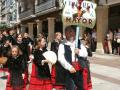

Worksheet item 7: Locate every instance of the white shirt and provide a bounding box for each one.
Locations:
[58,40,88,71]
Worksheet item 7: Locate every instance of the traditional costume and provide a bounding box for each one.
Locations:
[22,37,33,60]
[16,41,29,85]
[5,55,27,90]
[29,48,52,90]
[58,40,92,90]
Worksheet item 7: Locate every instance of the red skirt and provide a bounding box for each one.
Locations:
[72,62,92,90]
[29,63,52,90]
[83,68,92,90]
[51,65,65,90]
[0,68,8,72]
[6,72,26,90]
[6,84,26,90]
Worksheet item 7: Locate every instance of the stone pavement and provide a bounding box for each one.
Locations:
[89,53,120,90]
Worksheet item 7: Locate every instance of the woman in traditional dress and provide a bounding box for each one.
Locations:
[29,37,52,90]
[0,45,27,90]
[16,34,29,85]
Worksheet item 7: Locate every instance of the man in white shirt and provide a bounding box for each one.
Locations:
[58,26,89,90]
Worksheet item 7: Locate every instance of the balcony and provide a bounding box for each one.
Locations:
[35,0,59,15]
[107,0,120,5]
[19,9,34,21]
[98,0,120,5]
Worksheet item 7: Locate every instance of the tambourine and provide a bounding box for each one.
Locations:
[42,51,57,65]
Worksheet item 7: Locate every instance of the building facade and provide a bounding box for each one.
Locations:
[96,0,120,53]
[0,0,120,53]
[0,0,18,28]
[18,0,61,41]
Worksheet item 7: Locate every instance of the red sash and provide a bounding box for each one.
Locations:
[72,62,81,71]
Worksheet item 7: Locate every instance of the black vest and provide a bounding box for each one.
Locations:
[64,41,88,68]
[64,40,81,64]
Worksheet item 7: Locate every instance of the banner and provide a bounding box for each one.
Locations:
[60,0,97,28]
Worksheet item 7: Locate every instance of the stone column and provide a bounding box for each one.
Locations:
[48,18,55,42]
[96,6,108,54]
[36,20,42,36]
[47,18,55,50]
[28,23,34,39]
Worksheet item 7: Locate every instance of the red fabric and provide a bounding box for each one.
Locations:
[6,77,26,90]
[83,68,92,90]
[6,71,26,90]
[51,65,65,90]
[6,85,26,90]
[71,62,92,90]
[29,63,52,90]
[72,62,81,71]
[104,40,109,53]
[0,68,8,72]
[83,68,88,90]
[29,83,52,90]
[51,65,56,84]
[88,81,92,90]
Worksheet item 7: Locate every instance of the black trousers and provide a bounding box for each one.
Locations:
[65,70,84,90]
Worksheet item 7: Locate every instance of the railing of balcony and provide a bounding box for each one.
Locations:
[98,0,120,5]
[107,0,120,5]
[19,9,34,19]
[35,0,59,14]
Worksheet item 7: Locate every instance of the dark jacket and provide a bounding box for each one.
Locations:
[51,40,60,55]
[33,48,51,79]
[6,55,27,87]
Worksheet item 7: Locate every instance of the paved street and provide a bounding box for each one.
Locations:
[0,53,120,90]
[89,53,120,90]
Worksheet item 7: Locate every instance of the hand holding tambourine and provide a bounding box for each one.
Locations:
[42,51,57,65]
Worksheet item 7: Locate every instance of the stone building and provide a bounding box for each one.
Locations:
[18,0,120,53]
[0,0,18,28]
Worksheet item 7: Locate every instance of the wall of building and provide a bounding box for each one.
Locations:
[0,0,17,27]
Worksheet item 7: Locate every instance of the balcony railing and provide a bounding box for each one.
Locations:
[19,0,59,20]
[98,0,120,5]
[35,0,59,14]
[19,9,34,20]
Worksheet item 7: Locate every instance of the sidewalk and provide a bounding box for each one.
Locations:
[92,52,120,60]
[90,52,120,90]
